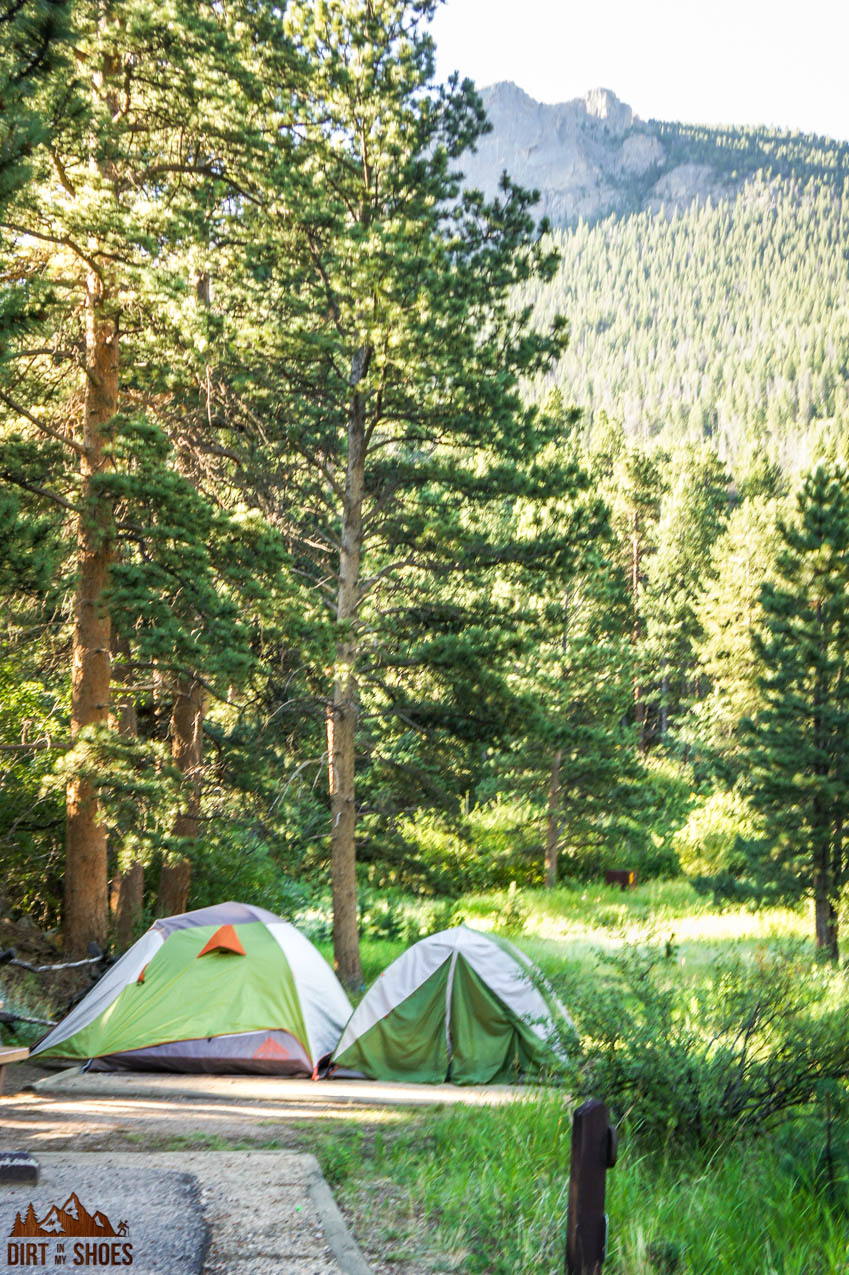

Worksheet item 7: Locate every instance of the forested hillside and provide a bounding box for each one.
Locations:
[469,84,849,470]
[529,176,849,469]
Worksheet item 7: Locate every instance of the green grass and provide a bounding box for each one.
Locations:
[123,1130,288,1152]
[316,937,408,1001]
[317,879,812,1001]
[317,1095,849,1274]
[310,880,837,1273]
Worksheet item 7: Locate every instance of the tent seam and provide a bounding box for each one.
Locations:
[444,948,460,1065]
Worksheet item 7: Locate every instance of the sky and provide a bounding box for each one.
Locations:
[430,0,849,143]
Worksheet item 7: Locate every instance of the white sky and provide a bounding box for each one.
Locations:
[430,0,849,143]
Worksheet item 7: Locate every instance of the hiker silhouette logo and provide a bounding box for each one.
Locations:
[7,1192,133,1267]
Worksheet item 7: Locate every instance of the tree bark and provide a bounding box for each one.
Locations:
[328,346,370,990]
[157,675,204,917]
[157,259,208,921]
[544,749,562,888]
[110,862,143,950]
[814,882,839,961]
[63,268,116,957]
[811,614,838,960]
[660,659,669,739]
[108,630,143,949]
[632,510,646,753]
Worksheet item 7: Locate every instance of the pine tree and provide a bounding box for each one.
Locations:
[688,492,784,772]
[540,542,641,884]
[0,0,68,205]
[600,443,666,748]
[741,462,849,959]
[230,0,570,984]
[1,0,292,950]
[643,444,730,740]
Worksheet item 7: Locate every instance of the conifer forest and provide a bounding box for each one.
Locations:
[3,0,849,977]
[7,3,849,1271]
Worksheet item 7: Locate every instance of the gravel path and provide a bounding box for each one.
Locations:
[0,1152,371,1275]
[0,1062,534,1274]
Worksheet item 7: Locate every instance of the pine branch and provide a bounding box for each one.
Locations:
[0,389,86,456]
[2,221,103,277]
[0,466,79,513]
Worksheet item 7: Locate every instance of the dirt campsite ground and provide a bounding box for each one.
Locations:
[2,1057,517,1274]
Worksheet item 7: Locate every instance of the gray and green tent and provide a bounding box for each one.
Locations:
[331,925,569,1084]
[32,902,352,1075]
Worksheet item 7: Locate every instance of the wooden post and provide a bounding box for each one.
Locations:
[566,1098,618,1275]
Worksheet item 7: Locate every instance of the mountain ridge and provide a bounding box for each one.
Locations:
[463,81,849,226]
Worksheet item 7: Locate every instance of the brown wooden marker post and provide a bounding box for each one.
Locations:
[566,1098,618,1275]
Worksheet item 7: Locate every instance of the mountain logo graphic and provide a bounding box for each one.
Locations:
[9,1193,128,1239]
[253,1035,290,1060]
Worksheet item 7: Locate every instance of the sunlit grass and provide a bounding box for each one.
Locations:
[315,880,813,1000]
[318,1095,849,1275]
[313,881,839,1273]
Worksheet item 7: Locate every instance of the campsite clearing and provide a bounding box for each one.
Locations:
[1,1064,536,1275]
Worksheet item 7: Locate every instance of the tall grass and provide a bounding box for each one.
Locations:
[319,1095,849,1274]
[314,883,843,1272]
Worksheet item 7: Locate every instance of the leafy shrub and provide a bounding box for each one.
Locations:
[467,801,546,888]
[293,902,333,944]
[493,882,530,935]
[673,787,759,877]
[359,894,406,941]
[357,890,464,944]
[189,826,312,919]
[563,939,849,1146]
[0,662,66,927]
[387,800,545,896]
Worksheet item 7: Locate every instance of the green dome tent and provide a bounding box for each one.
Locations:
[32,902,352,1076]
[331,925,570,1084]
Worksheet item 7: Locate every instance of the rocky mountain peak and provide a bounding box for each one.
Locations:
[460,82,738,225]
[584,87,633,131]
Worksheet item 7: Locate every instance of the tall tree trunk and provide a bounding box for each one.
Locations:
[64,269,116,956]
[328,346,370,990]
[109,630,143,949]
[110,863,143,951]
[660,659,669,739]
[831,814,844,962]
[811,631,838,959]
[157,675,203,917]
[544,749,562,888]
[814,868,839,961]
[157,262,209,919]
[631,510,646,753]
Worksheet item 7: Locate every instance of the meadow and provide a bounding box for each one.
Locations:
[312,882,849,1275]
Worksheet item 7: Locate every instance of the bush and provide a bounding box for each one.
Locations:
[493,882,530,935]
[386,801,545,895]
[563,939,849,1146]
[189,825,307,917]
[673,788,759,877]
[357,890,464,944]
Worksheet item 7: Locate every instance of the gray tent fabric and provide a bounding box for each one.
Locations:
[331,926,571,1083]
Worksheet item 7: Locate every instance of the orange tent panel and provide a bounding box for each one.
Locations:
[196,924,246,958]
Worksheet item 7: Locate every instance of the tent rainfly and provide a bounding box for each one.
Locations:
[331,925,569,1084]
[32,902,352,1076]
